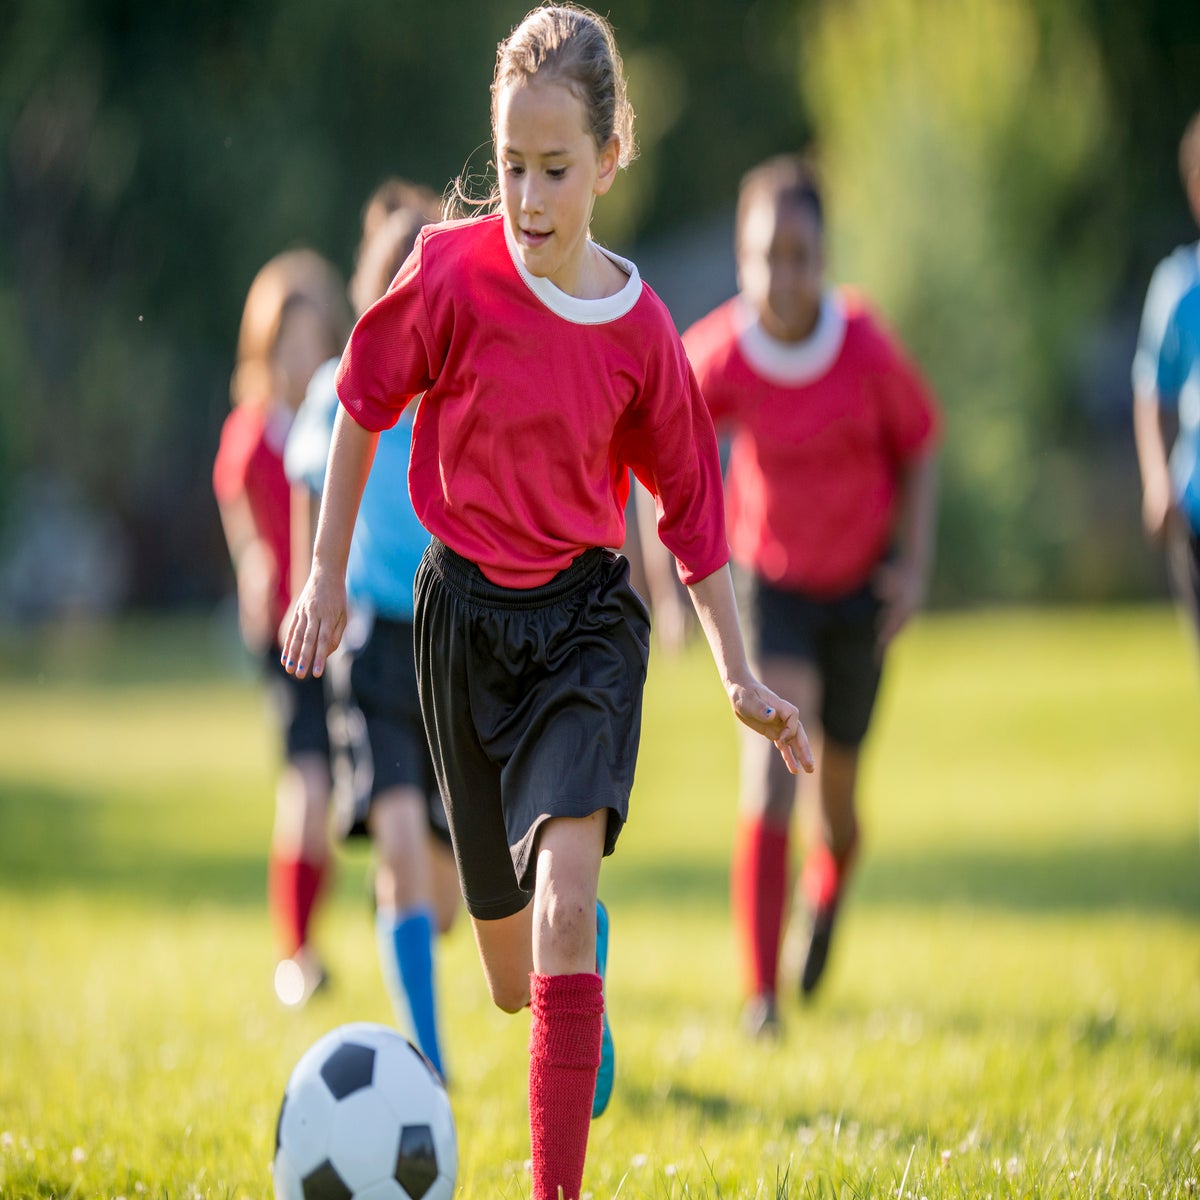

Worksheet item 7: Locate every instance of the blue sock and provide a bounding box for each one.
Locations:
[375,906,444,1081]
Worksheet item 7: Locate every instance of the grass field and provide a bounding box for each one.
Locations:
[1,607,1198,1199]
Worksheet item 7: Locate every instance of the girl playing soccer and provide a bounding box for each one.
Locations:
[212,248,351,1006]
[285,185,461,1080]
[677,154,940,1034]
[283,8,811,1198]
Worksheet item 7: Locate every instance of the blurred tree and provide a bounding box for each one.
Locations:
[800,0,1117,602]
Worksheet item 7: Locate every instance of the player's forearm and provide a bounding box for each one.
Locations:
[686,563,752,688]
[634,483,683,611]
[1132,391,1171,493]
[311,406,378,577]
[893,449,939,587]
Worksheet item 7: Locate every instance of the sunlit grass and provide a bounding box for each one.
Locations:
[1,607,1198,1198]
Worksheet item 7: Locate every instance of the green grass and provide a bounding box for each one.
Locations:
[1,607,1198,1199]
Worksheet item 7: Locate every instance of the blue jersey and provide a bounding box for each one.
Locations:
[1155,285,1200,534]
[1133,242,1200,396]
[285,359,430,619]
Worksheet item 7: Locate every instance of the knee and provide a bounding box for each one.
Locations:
[535,885,594,967]
[487,975,530,1014]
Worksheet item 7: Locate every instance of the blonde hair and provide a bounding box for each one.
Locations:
[447,2,637,217]
[230,249,350,409]
[492,4,637,167]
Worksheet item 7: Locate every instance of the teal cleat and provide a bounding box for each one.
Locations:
[593,899,614,1118]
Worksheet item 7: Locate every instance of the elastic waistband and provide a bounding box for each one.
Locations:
[425,538,609,611]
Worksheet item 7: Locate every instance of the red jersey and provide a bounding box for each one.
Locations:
[684,291,940,596]
[212,402,294,634]
[335,213,728,589]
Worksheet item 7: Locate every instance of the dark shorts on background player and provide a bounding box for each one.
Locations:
[263,650,331,761]
[324,612,450,844]
[746,574,883,748]
[1167,523,1200,642]
[414,538,651,921]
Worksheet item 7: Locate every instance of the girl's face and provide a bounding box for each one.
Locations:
[737,193,825,342]
[495,75,619,297]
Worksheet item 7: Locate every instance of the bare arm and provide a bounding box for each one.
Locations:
[687,564,814,775]
[287,484,320,609]
[1133,389,1176,543]
[281,406,378,678]
[874,447,939,651]
[217,492,276,654]
[633,481,692,655]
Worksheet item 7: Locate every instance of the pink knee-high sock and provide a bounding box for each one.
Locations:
[528,972,602,1200]
[731,817,789,997]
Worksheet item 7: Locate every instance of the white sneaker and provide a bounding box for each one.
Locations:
[273,948,329,1007]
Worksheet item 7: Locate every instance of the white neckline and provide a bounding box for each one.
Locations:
[735,291,847,385]
[502,216,642,325]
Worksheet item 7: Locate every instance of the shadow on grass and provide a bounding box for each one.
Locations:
[4,776,1198,920]
[0,780,267,906]
[609,841,1200,918]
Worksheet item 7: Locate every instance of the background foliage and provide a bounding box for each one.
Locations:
[2,0,1199,611]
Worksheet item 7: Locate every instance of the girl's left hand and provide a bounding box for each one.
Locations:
[728,682,814,776]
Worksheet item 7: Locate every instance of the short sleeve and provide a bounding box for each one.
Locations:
[212,406,257,505]
[284,359,340,495]
[1133,253,1187,395]
[873,325,941,463]
[335,227,445,433]
[1155,299,1188,409]
[682,306,739,427]
[619,319,730,585]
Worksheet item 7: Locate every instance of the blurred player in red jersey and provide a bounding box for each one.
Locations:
[279,9,812,1198]
[213,249,351,1006]
[678,154,941,1034]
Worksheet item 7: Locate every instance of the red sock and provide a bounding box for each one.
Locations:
[802,827,860,909]
[267,853,326,957]
[731,817,789,997]
[528,972,602,1200]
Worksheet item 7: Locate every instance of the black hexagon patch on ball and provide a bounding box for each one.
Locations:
[301,1159,353,1200]
[319,1042,376,1100]
[395,1124,438,1200]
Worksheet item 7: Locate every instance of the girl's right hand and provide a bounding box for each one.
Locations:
[728,680,814,776]
[280,567,347,679]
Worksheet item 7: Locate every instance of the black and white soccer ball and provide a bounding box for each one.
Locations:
[273,1022,457,1200]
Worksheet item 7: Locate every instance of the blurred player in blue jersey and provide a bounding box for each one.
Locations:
[1134,109,1200,659]
[285,180,460,1080]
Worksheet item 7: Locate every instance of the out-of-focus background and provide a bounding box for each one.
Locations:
[1,0,1199,621]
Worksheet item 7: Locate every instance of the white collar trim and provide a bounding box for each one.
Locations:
[736,291,847,385]
[503,216,642,325]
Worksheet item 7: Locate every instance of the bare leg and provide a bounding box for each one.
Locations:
[369,787,431,911]
[269,752,332,1003]
[272,752,332,862]
[732,658,819,1033]
[369,787,451,1077]
[816,737,860,858]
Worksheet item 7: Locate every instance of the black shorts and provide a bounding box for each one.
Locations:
[413,539,651,920]
[325,612,450,845]
[263,649,331,761]
[747,575,883,748]
[1167,524,1200,640]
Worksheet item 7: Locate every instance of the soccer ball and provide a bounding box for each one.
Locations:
[273,1022,457,1200]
